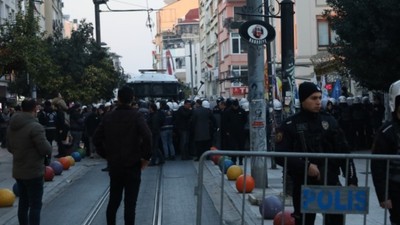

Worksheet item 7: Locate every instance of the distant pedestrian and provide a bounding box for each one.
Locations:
[6,99,52,225]
[371,95,385,135]
[224,99,247,165]
[371,80,400,225]
[93,86,152,225]
[84,106,101,158]
[175,100,193,160]
[53,94,70,158]
[37,100,58,146]
[0,108,11,148]
[69,104,84,151]
[160,101,176,160]
[147,102,165,166]
[191,100,216,161]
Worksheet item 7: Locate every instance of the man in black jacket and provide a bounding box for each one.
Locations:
[93,86,152,225]
[224,99,247,165]
[175,100,192,160]
[275,82,358,225]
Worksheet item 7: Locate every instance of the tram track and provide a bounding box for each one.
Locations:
[79,165,164,225]
[81,186,110,225]
[152,165,164,225]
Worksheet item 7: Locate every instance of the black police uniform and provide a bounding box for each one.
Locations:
[371,120,400,224]
[275,110,358,225]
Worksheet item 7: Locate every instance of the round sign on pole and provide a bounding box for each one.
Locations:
[239,20,276,45]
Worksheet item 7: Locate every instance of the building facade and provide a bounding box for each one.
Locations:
[195,0,338,99]
[155,0,201,99]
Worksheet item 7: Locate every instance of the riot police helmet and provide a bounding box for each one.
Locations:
[338,96,346,103]
[362,96,370,104]
[353,96,362,104]
[273,99,282,110]
[346,97,354,105]
[389,80,400,112]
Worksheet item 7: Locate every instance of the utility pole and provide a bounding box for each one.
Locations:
[264,0,277,169]
[245,0,268,188]
[280,0,295,114]
[189,40,195,97]
[93,0,108,45]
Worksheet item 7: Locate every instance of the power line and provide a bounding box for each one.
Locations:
[110,0,147,9]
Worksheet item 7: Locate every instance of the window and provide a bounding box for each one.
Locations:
[175,57,185,69]
[231,65,248,86]
[317,18,338,47]
[234,7,245,21]
[231,33,248,54]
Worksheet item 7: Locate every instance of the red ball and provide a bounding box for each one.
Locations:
[44,166,55,181]
[273,211,295,225]
[235,174,255,193]
[211,155,221,165]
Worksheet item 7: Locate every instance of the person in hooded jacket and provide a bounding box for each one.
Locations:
[6,99,52,225]
[371,80,400,225]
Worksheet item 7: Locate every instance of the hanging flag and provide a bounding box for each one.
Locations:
[331,79,341,100]
[205,62,213,68]
[165,50,174,75]
[320,75,329,99]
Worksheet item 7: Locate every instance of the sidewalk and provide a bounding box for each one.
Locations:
[200,153,391,225]
[0,147,103,225]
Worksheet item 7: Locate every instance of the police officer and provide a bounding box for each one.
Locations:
[371,80,400,225]
[275,82,358,225]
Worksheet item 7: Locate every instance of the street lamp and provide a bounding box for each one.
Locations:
[181,33,199,98]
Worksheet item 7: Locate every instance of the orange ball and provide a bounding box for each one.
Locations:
[58,157,71,170]
[235,174,255,193]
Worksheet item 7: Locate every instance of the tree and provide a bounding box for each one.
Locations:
[0,0,57,97]
[325,0,400,91]
[0,2,126,103]
[45,20,125,103]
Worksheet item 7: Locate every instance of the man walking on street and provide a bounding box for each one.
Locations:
[7,99,53,225]
[93,86,152,225]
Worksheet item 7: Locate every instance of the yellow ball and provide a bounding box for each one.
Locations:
[0,188,16,207]
[66,156,75,166]
[226,165,243,180]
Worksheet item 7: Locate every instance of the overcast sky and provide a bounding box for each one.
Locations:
[63,0,165,77]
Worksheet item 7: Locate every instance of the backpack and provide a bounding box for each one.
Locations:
[38,111,57,128]
[44,111,57,128]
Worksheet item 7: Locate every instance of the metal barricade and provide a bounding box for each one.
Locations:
[195,150,400,225]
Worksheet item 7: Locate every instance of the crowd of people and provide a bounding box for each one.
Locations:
[0,90,387,165]
[322,94,386,150]
[0,94,251,167]
[2,80,400,225]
